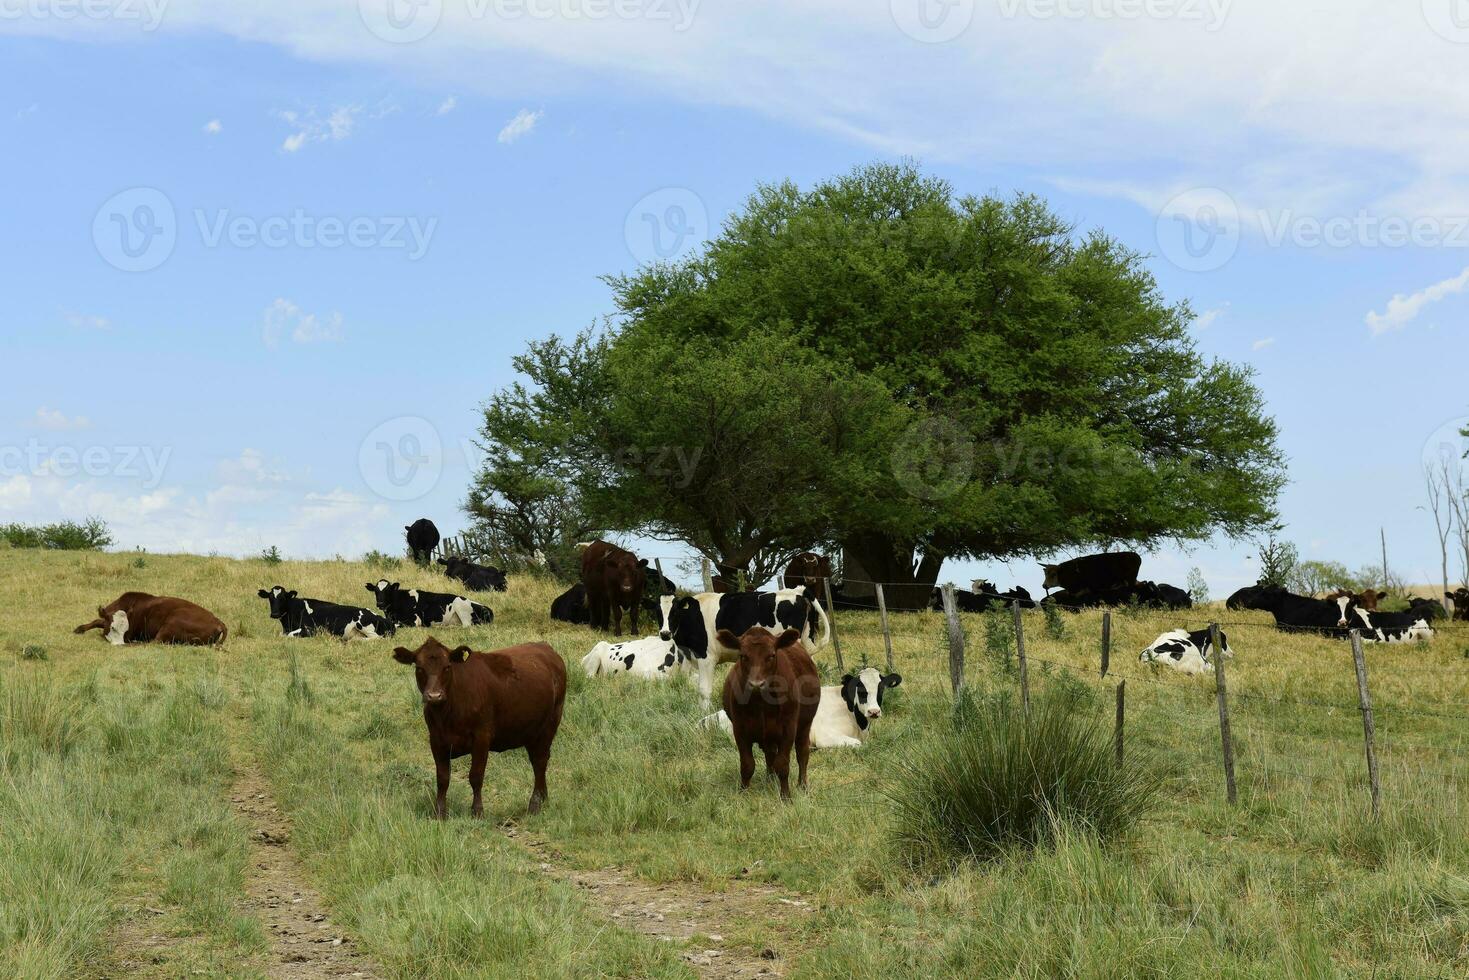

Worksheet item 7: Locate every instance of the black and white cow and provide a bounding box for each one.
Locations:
[366,580,494,628]
[701,666,902,748]
[256,586,394,640]
[1139,628,1231,674]
[1342,605,1434,644]
[580,635,690,679]
[658,588,831,705]
[437,556,507,592]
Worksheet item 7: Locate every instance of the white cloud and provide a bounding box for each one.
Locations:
[1365,266,1469,336]
[32,407,91,431]
[1194,304,1229,330]
[1252,337,1276,351]
[203,118,222,134]
[262,298,344,349]
[436,95,457,116]
[0,475,32,510]
[15,103,38,120]
[216,448,289,486]
[276,104,366,153]
[498,108,542,145]
[63,310,110,330]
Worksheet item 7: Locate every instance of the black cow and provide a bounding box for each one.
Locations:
[437,555,508,592]
[257,586,395,640]
[551,582,658,627]
[1406,596,1448,623]
[657,588,830,706]
[1043,580,1190,611]
[1226,584,1267,610]
[405,519,440,565]
[1248,586,1355,639]
[1447,588,1469,622]
[929,582,1035,613]
[1041,552,1141,593]
[366,580,493,628]
[640,559,677,596]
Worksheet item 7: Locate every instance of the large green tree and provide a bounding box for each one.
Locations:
[473,162,1285,597]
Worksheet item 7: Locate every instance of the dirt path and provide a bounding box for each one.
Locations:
[230,763,382,979]
[503,826,812,979]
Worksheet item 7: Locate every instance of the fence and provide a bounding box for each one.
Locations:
[639,555,1469,819]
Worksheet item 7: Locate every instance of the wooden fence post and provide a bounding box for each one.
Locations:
[1115,679,1126,769]
[1211,622,1238,805]
[701,558,713,593]
[940,583,965,696]
[654,558,669,594]
[823,576,844,671]
[1100,610,1112,678]
[1013,601,1030,715]
[875,583,894,673]
[1350,630,1383,821]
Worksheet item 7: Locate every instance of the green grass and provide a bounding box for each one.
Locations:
[2,549,1468,977]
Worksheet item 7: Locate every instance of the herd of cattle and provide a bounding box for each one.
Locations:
[65,528,1469,815]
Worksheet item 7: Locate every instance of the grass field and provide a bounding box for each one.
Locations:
[3,547,1468,978]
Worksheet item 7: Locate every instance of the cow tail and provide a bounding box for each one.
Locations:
[811,597,832,650]
[215,625,228,648]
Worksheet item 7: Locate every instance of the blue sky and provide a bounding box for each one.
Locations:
[3,1,1468,597]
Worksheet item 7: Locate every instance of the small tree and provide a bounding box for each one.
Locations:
[1424,458,1457,607]
[1288,559,1355,597]
[1253,529,1299,589]
[1185,567,1210,605]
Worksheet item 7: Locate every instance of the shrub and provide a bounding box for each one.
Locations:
[1186,566,1210,605]
[363,550,404,571]
[889,689,1167,868]
[0,518,113,551]
[260,546,283,565]
[983,609,1014,671]
[1042,603,1067,640]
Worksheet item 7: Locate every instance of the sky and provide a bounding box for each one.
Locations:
[3,0,1469,597]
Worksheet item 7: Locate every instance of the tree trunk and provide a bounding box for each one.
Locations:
[843,532,944,611]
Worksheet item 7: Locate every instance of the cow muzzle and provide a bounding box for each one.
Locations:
[422,691,447,705]
[866,708,881,719]
[659,630,671,641]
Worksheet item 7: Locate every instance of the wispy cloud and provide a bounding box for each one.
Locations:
[15,103,38,121]
[203,118,222,135]
[276,103,384,153]
[62,310,110,330]
[1195,304,1230,330]
[436,96,457,116]
[1365,266,1469,336]
[262,298,344,349]
[33,408,91,431]
[1252,337,1276,351]
[498,108,542,145]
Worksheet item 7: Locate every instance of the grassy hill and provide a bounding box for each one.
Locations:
[3,548,1468,977]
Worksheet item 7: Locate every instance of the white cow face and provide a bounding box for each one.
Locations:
[839,667,902,729]
[1139,629,1230,674]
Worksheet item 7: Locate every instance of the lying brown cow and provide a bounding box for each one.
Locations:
[74,591,227,646]
[718,626,820,801]
[1327,588,1387,611]
[579,540,646,635]
[393,636,566,819]
[782,552,831,605]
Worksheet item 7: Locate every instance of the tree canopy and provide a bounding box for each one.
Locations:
[470,161,1285,591]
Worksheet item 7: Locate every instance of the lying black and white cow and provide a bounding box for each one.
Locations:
[366,580,494,628]
[257,586,395,640]
[702,666,902,748]
[437,556,507,592]
[1139,628,1232,674]
[580,635,690,679]
[1342,605,1434,644]
[658,588,830,705]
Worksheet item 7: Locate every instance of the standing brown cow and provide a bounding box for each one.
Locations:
[579,540,646,636]
[74,592,227,646]
[718,626,820,801]
[393,636,566,819]
[782,552,831,605]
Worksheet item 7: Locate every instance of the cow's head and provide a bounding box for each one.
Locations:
[717,626,801,694]
[365,579,398,606]
[1446,589,1469,619]
[602,549,644,598]
[1040,563,1060,590]
[840,667,901,729]
[393,637,471,705]
[1334,593,1363,628]
[658,594,697,642]
[256,586,296,620]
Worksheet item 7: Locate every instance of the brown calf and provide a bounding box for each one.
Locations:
[718,626,820,801]
[782,552,831,605]
[74,592,227,646]
[579,540,647,635]
[393,636,567,819]
[1448,588,1469,622]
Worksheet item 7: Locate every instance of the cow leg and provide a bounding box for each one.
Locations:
[628,601,639,636]
[698,660,715,709]
[432,742,452,820]
[468,742,489,818]
[735,734,757,791]
[526,741,551,815]
[772,739,794,801]
[795,723,813,792]
[588,593,605,631]
[612,602,624,638]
